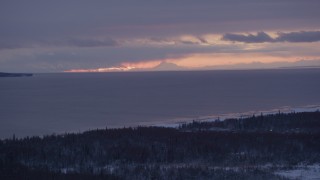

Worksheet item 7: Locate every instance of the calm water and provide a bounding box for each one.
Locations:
[1,69,320,138]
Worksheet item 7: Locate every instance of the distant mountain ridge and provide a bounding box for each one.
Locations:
[152,62,185,71]
[202,59,320,70]
[148,59,320,71]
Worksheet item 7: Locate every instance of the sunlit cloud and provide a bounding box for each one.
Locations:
[169,53,300,68]
[121,35,212,47]
[118,30,320,49]
[64,48,320,73]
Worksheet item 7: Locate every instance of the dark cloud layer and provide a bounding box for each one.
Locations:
[64,38,118,48]
[222,32,274,43]
[222,31,320,43]
[1,1,319,38]
[277,31,320,42]
[0,38,118,50]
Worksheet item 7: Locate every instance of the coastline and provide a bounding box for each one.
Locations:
[1,111,319,179]
[1,104,319,139]
[148,104,320,128]
[0,72,33,77]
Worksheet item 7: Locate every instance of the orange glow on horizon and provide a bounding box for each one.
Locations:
[168,53,317,68]
[64,53,320,73]
[121,60,161,69]
[64,66,135,73]
[64,60,161,73]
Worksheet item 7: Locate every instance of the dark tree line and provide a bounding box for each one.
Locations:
[1,111,319,179]
[180,111,320,133]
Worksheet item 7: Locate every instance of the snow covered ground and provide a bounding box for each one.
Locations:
[274,164,320,180]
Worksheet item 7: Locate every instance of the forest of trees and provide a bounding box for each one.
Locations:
[1,111,319,179]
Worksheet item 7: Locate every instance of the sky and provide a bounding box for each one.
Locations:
[1,0,320,72]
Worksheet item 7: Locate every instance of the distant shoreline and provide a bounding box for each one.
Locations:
[0,72,33,77]
[1,106,319,140]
